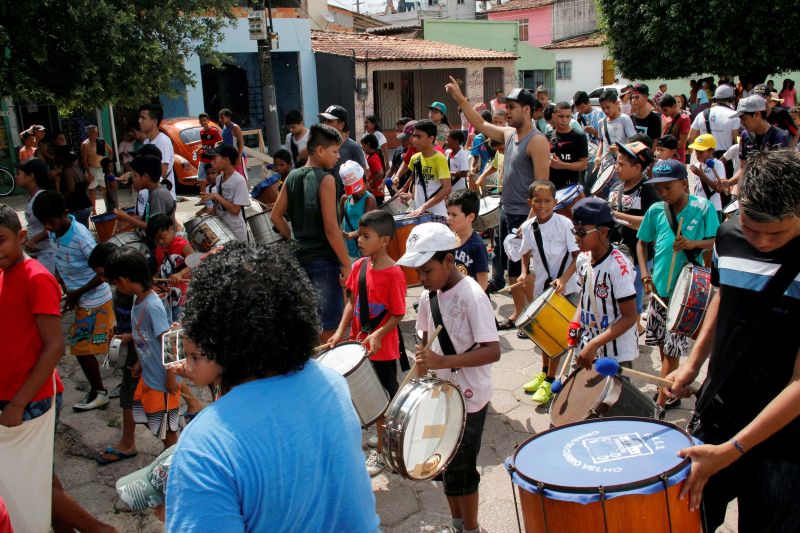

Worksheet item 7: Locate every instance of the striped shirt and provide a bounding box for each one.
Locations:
[51,216,112,308]
[576,247,638,362]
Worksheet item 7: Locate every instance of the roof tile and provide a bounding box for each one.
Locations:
[541,32,603,49]
[488,0,554,14]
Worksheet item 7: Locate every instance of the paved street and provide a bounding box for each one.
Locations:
[3,189,737,532]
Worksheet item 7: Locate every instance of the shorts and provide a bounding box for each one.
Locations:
[496,209,529,279]
[69,300,115,356]
[0,393,63,422]
[370,359,398,399]
[132,380,181,438]
[119,342,139,410]
[440,403,487,497]
[87,167,106,190]
[645,298,688,358]
[302,258,344,331]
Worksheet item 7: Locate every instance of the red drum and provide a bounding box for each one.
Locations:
[666,265,715,339]
[387,214,446,286]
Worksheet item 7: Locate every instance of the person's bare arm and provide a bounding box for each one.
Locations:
[576,298,637,369]
[80,143,89,170]
[114,208,146,230]
[364,193,377,213]
[530,134,551,181]
[329,290,356,348]
[234,125,245,161]
[475,272,489,291]
[550,155,588,172]
[688,128,701,145]
[270,183,292,239]
[319,174,352,274]
[202,190,241,215]
[412,177,452,216]
[444,76,510,144]
[64,275,105,310]
[613,211,645,230]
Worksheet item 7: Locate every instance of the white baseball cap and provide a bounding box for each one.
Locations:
[340,160,365,195]
[396,222,459,268]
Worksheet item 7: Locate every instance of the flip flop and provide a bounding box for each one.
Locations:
[496,318,515,330]
[95,447,137,465]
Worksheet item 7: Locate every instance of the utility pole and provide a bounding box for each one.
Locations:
[249,2,282,154]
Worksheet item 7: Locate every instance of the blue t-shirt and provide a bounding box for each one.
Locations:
[470,133,493,173]
[51,215,112,308]
[166,361,380,533]
[132,291,171,391]
[454,231,489,281]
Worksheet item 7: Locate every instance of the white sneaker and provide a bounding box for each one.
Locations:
[73,390,110,412]
[365,450,386,477]
[366,433,379,448]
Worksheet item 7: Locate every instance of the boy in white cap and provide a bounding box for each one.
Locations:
[398,222,500,533]
[338,160,377,261]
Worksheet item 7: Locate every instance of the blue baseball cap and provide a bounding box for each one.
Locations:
[572,197,614,226]
[429,102,447,114]
[649,159,688,183]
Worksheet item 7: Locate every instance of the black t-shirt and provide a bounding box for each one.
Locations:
[767,106,798,137]
[549,130,589,189]
[632,111,662,145]
[608,178,659,255]
[702,218,800,459]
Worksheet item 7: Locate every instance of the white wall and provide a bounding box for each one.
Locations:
[552,47,604,102]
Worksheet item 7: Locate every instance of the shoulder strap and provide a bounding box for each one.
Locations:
[532,220,553,283]
[358,260,387,335]
[703,108,712,135]
[663,202,702,266]
[603,119,612,145]
[428,291,458,356]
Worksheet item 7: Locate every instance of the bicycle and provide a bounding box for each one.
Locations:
[0,166,14,197]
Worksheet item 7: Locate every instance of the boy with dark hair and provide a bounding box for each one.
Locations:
[447,188,489,290]
[571,197,640,370]
[659,94,691,162]
[114,154,176,230]
[386,117,414,193]
[398,222,501,533]
[101,157,119,212]
[446,129,469,191]
[33,191,113,411]
[147,214,194,321]
[252,149,291,206]
[549,101,589,189]
[197,112,222,183]
[15,158,54,274]
[200,143,250,242]
[329,208,406,476]
[284,109,309,167]
[630,83,662,150]
[105,248,180,448]
[403,119,452,217]
[468,109,495,185]
[637,159,720,408]
[656,134,679,161]
[595,89,636,173]
[217,108,247,177]
[318,104,369,193]
[272,124,352,342]
[138,103,176,199]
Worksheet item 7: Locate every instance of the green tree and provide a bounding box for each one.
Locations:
[596,1,800,83]
[0,1,237,109]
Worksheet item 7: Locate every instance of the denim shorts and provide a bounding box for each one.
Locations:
[302,258,344,331]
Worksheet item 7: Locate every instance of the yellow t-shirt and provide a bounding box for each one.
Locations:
[410,151,451,216]
[491,152,504,187]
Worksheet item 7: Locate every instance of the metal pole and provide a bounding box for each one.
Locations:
[108,104,122,173]
[258,1,282,155]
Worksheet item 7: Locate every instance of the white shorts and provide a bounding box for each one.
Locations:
[87,167,105,190]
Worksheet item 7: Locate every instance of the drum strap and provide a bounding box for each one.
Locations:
[663,202,702,266]
[428,291,458,357]
[532,220,569,286]
[358,260,410,372]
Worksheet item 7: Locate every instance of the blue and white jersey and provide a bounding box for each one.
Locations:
[52,215,112,308]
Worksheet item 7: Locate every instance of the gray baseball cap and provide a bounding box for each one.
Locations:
[733,95,767,117]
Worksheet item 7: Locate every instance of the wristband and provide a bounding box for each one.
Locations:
[641,275,652,282]
[730,438,746,455]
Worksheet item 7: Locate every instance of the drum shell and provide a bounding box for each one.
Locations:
[473,195,501,232]
[186,215,237,252]
[549,368,660,427]
[107,232,149,256]
[91,212,117,242]
[554,185,585,221]
[380,195,411,216]
[667,265,714,339]
[515,288,575,358]
[246,209,288,245]
[387,213,446,286]
[590,163,619,200]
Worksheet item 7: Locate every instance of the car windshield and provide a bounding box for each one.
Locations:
[179,126,202,144]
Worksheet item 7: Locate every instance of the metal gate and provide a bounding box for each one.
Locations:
[483,67,505,104]
[374,68,466,129]
[519,69,554,96]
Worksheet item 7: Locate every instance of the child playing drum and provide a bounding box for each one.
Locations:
[398,222,500,533]
[518,181,580,404]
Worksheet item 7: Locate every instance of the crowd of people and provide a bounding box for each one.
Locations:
[1,73,799,533]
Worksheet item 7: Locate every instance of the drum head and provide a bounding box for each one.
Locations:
[549,368,613,426]
[666,266,692,328]
[512,418,693,497]
[479,195,501,214]
[401,380,465,480]
[515,287,553,328]
[590,164,616,195]
[317,342,365,376]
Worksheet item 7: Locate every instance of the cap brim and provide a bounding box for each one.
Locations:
[648,176,686,184]
[397,133,410,140]
[687,142,711,151]
[318,113,338,120]
[396,250,435,268]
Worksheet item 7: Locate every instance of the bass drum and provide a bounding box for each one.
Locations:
[108,232,149,256]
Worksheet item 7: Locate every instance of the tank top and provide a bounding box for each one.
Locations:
[342,192,373,258]
[285,167,339,265]
[501,128,540,216]
[221,122,238,147]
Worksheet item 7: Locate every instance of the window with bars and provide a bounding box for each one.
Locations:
[556,60,572,80]
[519,19,529,41]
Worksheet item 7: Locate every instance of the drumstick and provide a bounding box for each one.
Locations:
[594,358,698,395]
[497,280,525,293]
[667,219,683,293]
[256,200,274,211]
[312,343,329,356]
[396,325,443,392]
[650,293,668,309]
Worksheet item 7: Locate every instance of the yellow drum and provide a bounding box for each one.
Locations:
[515,287,576,358]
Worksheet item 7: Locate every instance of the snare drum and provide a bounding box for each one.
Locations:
[508,417,702,533]
[667,265,714,339]
[380,194,411,216]
[387,215,445,285]
[554,184,585,220]
[107,335,124,367]
[590,162,619,200]
[515,287,576,358]
[473,195,501,232]
[316,342,389,427]
[549,367,662,426]
[185,214,236,253]
[91,212,118,242]
[108,232,149,256]
[246,208,287,245]
[383,374,466,480]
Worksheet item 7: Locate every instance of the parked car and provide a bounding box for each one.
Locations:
[159,117,221,191]
[587,84,628,107]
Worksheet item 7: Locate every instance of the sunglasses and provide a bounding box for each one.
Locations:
[571,227,601,238]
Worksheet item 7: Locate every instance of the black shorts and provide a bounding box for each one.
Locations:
[440,403,488,497]
[370,359,398,399]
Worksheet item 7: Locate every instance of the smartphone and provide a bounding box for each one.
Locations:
[162,328,186,368]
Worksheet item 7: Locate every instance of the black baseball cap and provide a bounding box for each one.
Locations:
[657,134,679,150]
[16,158,49,182]
[205,143,238,161]
[502,88,537,109]
[631,83,649,96]
[319,105,348,122]
[572,197,614,226]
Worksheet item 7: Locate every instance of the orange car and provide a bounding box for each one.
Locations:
[160,117,221,191]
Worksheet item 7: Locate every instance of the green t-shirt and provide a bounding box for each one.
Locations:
[637,195,720,297]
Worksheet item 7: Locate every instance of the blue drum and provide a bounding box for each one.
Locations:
[506,417,702,533]
[554,184,585,220]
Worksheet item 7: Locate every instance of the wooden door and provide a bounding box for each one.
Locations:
[602,60,616,85]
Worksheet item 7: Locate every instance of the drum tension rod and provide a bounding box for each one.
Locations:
[505,467,523,533]
[598,486,609,533]
[537,481,550,533]
[660,474,674,533]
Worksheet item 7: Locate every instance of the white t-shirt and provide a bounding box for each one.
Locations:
[599,114,636,161]
[416,276,498,413]
[283,129,310,162]
[446,148,470,191]
[722,144,741,175]
[519,214,579,297]
[144,132,176,200]
[575,248,638,363]
[372,130,387,148]
[690,106,740,151]
[691,160,727,212]
[136,189,150,217]
[215,171,250,241]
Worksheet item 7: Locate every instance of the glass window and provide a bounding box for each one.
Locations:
[179,126,202,145]
[519,19,529,42]
[556,60,572,80]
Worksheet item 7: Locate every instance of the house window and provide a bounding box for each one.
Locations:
[519,19,529,41]
[556,60,572,80]
[457,0,465,4]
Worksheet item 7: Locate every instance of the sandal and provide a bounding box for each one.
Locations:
[497,318,516,330]
[96,447,137,465]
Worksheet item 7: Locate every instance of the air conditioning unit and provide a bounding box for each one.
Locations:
[248,10,267,41]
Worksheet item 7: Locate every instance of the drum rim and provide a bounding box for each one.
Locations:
[244,209,274,221]
[316,341,367,378]
[383,376,467,480]
[548,366,615,425]
[590,164,616,194]
[510,416,693,495]
[667,265,711,332]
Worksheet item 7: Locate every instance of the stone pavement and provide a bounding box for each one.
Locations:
[3,189,737,532]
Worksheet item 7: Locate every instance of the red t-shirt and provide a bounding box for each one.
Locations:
[662,112,691,161]
[344,258,407,361]
[366,152,385,198]
[0,259,64,402]
[155,236,191,305]
[200,127,223,164]
[0,496,12,533]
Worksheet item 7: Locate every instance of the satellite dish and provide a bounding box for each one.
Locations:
[322,10,335,22]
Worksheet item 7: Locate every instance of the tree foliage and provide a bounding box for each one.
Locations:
[0,1,237,109]
[596,1,800,82]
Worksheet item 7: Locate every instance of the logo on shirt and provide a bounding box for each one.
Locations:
[456,263,468,276]
[595,281,609,299]
[464,388,473,399]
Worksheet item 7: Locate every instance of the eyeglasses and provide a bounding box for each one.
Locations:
[571,227,601,238]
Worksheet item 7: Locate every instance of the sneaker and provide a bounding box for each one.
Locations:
[486,278,505,295]
[664,396,682,410]
[108,384,121,399]
[523,372,546,393]
[73,390,110,412]
[366,433,378,449]
[532,381,553,404]
[365,450,386,477]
